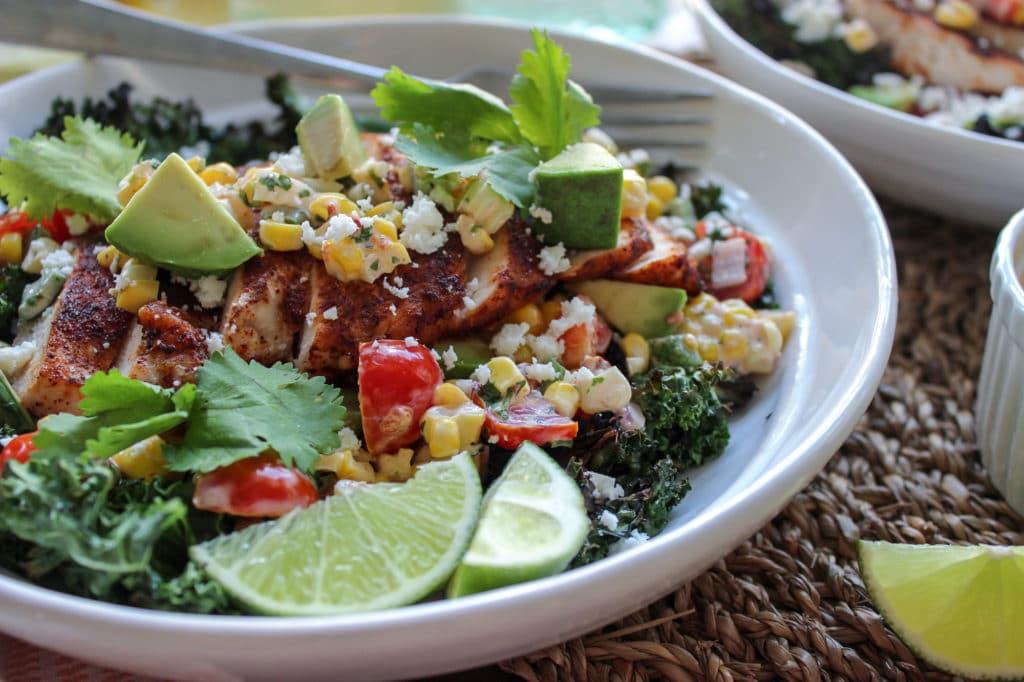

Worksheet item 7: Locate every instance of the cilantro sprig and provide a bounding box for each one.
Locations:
[0,116,142,221]
[371,29,601,209]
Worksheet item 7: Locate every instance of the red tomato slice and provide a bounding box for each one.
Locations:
[483,392,578,450]
[192,454,318,518]
[0,432,37,473]
[0,210,75,243]
[694,223,769,303]
[0,212,37,238]
[358,339,443,455]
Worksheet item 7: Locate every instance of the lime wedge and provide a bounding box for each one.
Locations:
[190,452,481,615]
[859,540,1024,678]
[448,442,589,597]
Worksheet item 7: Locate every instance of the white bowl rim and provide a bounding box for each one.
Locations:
[0,11,898,653]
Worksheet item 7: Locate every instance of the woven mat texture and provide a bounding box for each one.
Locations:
[500,203,1021,682]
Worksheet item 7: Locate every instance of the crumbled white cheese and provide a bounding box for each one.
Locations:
[490,322,530,357]
[40,248,75,279]
[404,336,419,347]
[306,311,317,325]
[250,167,313,207]
[462,296,478,311]
[0,341,37,376]
[547,296,596,339]
[356,197,374,212]
[537,242,571,275]
[64,213,90,236]
[655,216,695,242]
[467,277,480,293]
[441,345,458,371]
[0,435,12,449]
[171,274,227,309]
[322,306,339,321]
[608,530,650,556]
[382,277,410,299]
[205,331,225,354]
[777,0,843,43]
[616,148,650,171]
[338,426,361,451]
[470,364,492,385]
[526,333,563,362]
[388,303,398,315]
[522,362,557,383]
[400,193,448,254]
[585,471,624,502]
[270,210,286,223]
[529,204,553,225]
[599,510,619,531]
[269,146,308,177]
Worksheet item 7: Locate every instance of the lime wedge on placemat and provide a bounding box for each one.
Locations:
[448,442,589,598]
[858,540,1024,678]
[190,452,481,615]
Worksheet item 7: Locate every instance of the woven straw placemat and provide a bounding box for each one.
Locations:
[499,201,1020,682]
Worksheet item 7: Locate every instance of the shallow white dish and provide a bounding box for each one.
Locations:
[0,16,896,682]
[692,0,1024,229]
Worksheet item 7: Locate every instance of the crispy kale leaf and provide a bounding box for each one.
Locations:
[0,265,31,343]
[689,182,728,219]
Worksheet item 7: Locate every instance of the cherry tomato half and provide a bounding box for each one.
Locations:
[192,454,318,518]
[694,223,769,303]
[0,210,73,243]
[0,432,37,473]
[358,339,443,455]
[483,391,578,450]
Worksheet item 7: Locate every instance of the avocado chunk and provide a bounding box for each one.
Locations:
[532,142,624,250]
[848,83,916,112]
[458,178,514,235]
[105,153,262,276]
[568,280,686,338]
[296,94,367,180]
[434,338,492,379]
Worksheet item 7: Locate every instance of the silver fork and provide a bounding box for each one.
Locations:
[1,0,711,150]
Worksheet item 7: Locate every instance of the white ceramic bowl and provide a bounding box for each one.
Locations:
[0,16,897,682]
[691,0,1024,229]
[977,209,1024,511]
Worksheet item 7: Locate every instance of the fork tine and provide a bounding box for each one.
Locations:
[598,114,710,126]
[606,138,706,148]
[582,85,714,103]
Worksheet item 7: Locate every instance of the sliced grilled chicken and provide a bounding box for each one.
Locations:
[14,246,133,416]
[612,221,703,294]
[297,245,467,376]
[221,250,311,365]
[845,0,1024,92]
[971,16,1024,56]
[556,219,654,283]
[456,217,555,331]
[117,301,210,388]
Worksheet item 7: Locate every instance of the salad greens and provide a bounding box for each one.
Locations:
[0,265,31,342]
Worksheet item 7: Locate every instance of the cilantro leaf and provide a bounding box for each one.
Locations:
[0,116,142,221]
[371,67,522,144]
[163,349,346,474]
[395,124,540,208]
[509,29,601,160]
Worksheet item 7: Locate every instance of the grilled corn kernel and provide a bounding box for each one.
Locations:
[456,214,495,255]
[367,201,394,217]
[541,297,564,326]
[310,193,358,222]
[841,18,879,52]
[423,415,461,459]
[646,176,678,203]
[759,309,797,341]
[934,0,978,28]
[645,194,665,220]
[579,367,632,414]
[621,169,648,219]
[121,259,158,282]
[259,220,305,251]
[198,162,237,186]
[95,245,122,269]
[434,382,470,407]
[0,232,23,265]
[374,219,399,242]
[116,161,156,207]
[316,450,375,482]
[682,293,791,374]
[110,436,168,481]
[116,280,160,314]
[185,156,206,173]
[513,345,534,363]
[543,381,579,417]
[508,303,545,335]
[376,448,415,482]
[323,239,364,281]
[719,329,749,364]
[698,338,720,363]
[486,356,528,398]
[424,403,486,454]
[620,332,650,376]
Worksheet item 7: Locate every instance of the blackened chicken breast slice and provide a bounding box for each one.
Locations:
[557,218,654,283]
[117,301,210,388]
[14,246,133,416]
[611,221,703,294]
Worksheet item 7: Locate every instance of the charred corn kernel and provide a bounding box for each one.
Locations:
[621,169,648,219]
[323,239,364,281]
[452,407,485,446]
[456,214,495,255]
[683,293,791,374]
[719,329,749,364]
[199,162,238,186]
[934,0,978,28]
[841,18,878,52]
[434,382,470,407]
[110,436,169,481]
[311,193,358,222]
[698,338,720,362]
[374,219,398,241]
[620,333,650,376]
[121,259,158,282]
[645,194,665,220]
[117,173,147,207]
[95,245,122,269]
[722,302,756,327]
[541,297,565,326]
[367,201,394,217]
[0,232,23,265]
[513,345,534,363]
[759,309,797,341]
[579,367,632,414]
[259,221,304,251]
[486,356,528,398]
[508,303,545,335]
[185,156,206,173]
[682,333,699,352]
[376,448,415,482]
[688,292,717,314]
[543,381,579,418]
[423,415,461,459]
[396,164,415,193]
[647,175,678,203]
[116,280,160,314]
[316,450,375,483]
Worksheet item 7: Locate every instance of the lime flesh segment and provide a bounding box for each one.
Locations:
[858,540,1024,678]
[448,442,589,597]
[190,452,481,616]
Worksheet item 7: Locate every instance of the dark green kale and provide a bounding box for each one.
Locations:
[0,265,31,343]
[751,278,781,309]
[38,74,305,165]
[712,0,891,90]
[649,334,758,412]
[0,456,237,613]
[689,182,727,219]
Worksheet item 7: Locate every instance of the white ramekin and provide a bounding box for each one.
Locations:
[977,208,1024,513]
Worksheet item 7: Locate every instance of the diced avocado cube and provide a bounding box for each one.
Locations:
[568,280,686,338]
[532,142,624,249]
[105,153,262,276]
[458,178,514,234]
[848,84,916,112]
[297,94,367,180]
